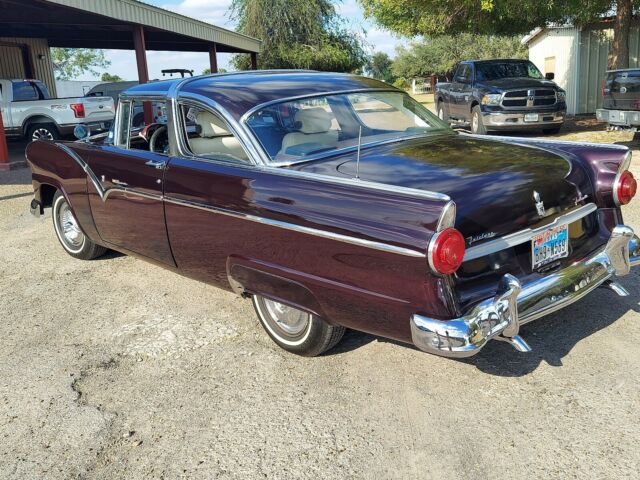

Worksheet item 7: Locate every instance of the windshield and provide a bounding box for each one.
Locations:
[475,61,543,81]
[245,91,449,163]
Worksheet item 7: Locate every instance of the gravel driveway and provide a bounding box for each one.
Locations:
[1,132,639,479]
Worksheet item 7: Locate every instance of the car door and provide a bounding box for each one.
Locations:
[450,64,472,119]
[85,97,175,266]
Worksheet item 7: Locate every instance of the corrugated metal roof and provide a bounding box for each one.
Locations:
[45,0,261,53]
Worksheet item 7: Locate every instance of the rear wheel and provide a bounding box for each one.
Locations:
[252,295,345,356]
[28,123,60,142]
[52,191,107,260]
[471,106,487,135]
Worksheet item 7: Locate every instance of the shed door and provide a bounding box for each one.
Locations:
[544,56,556,76]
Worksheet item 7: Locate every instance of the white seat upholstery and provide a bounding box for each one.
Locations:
[279,108,338,156]
[189,110,249,162]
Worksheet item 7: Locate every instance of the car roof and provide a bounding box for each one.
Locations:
[123,71,394,120]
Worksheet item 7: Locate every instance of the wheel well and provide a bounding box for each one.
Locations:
[437,96,444,105]
[40,184,57,208]
[470,100,479,111]
[22,116,57,134]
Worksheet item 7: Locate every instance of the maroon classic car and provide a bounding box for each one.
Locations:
[27,71,639,358]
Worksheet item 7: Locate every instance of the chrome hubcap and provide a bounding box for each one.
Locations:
[58,202,84,248]
[472,113,479,132]
[32,128,54,141]
[438,108,444,119]
[262,298,310,336]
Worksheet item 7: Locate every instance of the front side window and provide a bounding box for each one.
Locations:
[115,99,169,153]
[178,104,250,164]
[245,90,449,163]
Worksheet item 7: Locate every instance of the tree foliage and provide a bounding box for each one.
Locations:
[359,0,640,69]
[366,52,395,82]
[392,34,527,78]
[100,72,123,82]
[51,48,110,80]
[230,0,367,71]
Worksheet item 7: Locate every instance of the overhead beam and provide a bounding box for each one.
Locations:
[132,25,153,125]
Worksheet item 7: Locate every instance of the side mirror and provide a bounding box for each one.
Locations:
[74,124,90,140]
[545,72,555,81]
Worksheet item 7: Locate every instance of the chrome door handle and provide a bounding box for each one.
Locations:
[145,159,166,169]
[112,179,128,187]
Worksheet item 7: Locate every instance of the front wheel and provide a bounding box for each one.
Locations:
[252,295,345,356]
[470,106,487,134]
[52,191,107,260]
[542,126,562,135]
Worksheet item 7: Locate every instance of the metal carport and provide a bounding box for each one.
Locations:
[0,0,261,170]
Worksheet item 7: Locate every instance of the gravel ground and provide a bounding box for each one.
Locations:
[1,128,639,479]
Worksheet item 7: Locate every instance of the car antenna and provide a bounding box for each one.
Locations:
[355,125,362,180]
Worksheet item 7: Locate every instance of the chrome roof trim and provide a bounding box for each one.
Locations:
[464,203,598,261]
[239,87,402,125]
[164,196,427,258]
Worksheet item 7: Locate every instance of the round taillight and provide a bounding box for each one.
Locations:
[616,170,637,205]
[428,228,466,275]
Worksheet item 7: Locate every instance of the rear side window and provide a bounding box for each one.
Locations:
[12,81,40,101]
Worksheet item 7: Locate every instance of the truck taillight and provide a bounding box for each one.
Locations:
[70,103,85,118]
[428,228,465,275]
[615,171,637,205]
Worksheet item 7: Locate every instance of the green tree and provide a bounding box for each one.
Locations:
[392,34,527,79]
[359,0,639,69]
[202,67,228,75]
[366,51,395,82]
[100,72,123,82]
[230,0,367,71]
[51,48,111,80]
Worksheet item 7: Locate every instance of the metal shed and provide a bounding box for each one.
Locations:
[524,21,640,116]
[0,0,261,170]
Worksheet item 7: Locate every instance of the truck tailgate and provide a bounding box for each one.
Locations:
[603,69,640,110]
[83,96,115,120]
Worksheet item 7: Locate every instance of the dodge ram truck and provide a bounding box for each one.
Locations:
[435,59,566,135]
[0,78,115,141]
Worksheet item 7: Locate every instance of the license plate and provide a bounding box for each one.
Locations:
[531,224,569,269]
[524,113,539,122]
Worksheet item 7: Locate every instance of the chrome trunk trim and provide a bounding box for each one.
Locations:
[463,203,597,261]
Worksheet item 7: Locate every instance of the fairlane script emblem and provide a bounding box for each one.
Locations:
[533,190,546,217]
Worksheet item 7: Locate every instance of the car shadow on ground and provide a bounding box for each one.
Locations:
[328,272,639,377]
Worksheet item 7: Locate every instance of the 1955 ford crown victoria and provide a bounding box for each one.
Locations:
[26,71,640,358]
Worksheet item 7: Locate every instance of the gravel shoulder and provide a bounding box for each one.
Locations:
[1,128,639,479]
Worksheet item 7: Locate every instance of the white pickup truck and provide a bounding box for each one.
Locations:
[0,79,115,141]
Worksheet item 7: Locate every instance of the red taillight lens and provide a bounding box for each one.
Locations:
[616,171,637,205]
[429,228,466,275]
[70,103,85,118]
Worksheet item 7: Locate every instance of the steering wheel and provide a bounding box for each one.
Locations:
[149,125,169,154]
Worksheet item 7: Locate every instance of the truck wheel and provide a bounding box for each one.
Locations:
[28,123,60,142]
[542,126,562,135]
[52,191,107,260]
[252,295,345,357]
[471,106,487,135]
[437,102,448,122]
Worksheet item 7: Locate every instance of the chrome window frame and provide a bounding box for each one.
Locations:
[114,94,171,154]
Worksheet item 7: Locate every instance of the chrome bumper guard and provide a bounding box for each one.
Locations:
[411,225,640,358]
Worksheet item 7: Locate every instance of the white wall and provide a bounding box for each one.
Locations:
[55,80,105,98]
[528,28,580,115]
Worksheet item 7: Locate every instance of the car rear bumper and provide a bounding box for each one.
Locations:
[596,109,640,126]
[58,121,113,136]
[482,111,565,129]
[410,225,639,358]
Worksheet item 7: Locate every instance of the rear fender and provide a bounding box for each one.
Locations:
[26,140,102,243]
